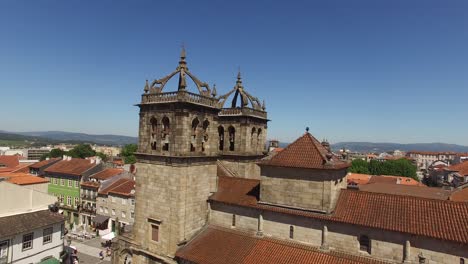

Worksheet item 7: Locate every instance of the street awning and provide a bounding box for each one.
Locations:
[101,232,115,241]
[93,214,109,225]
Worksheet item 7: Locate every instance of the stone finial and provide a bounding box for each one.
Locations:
[211,84,217,97]
[144,80,149,93]
[306,127,310,133]
[236,69,242,85]
[262,99,266,110]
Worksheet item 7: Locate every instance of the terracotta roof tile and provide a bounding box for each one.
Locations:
[450,188,468,202]
[44,158,98,176]
[358,183,451,200]
[446,161,468,176]
[260,133,349,170]
[99,178,135,197]
[210,176,468,244]
[7,175,49,185]
[176,226,387,264]
[0,155,20,168]
[90,168,124,180]
[80,181,100,189]
[29,158,61,169]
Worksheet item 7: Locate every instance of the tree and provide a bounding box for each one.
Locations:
[96,152,109,162]
[348,159,370,174]
[121,144,137,164]
[68,144,96,159]
[40,148,66,161]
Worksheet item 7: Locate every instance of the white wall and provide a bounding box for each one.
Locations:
[0,182,56,217]
[1,222,63,264]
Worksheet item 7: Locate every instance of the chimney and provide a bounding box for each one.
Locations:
[397,178,401,184]
[96,156,101,165]
[46,157,50,161]
[63,155,68,160]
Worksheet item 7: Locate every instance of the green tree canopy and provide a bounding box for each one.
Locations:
[67,144,96,159]
[348,158,418,181]
[40,148,66,161]
[121,144,137,164]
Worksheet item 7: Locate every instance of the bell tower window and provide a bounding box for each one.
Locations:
[190,118,199,152]
[218,126,224,151]
[228,126,236,151]
[257,128,263,152]
[251,127,257,151]
[150,117,158,151]
[162,117,170,151]
[202,120,209,152]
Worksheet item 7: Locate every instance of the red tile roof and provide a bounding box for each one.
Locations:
[7,175,49,185]
[446,161,468,176]
[0,155,20,168]
[99,178,135,197]
[450,188,468,202]
[210,176,468,244]
[260,133,349,170]
[80,181,100,189]
[347,173,372,185]
[176,226,386,264]
[44,158,98,176]
[90,168,124,180]
[358,183,451,200]
[347,173,424,186]
[29,158,61,169]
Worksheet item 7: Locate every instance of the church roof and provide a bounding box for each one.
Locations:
[176,226,387,264]
[210,175,468,244]
[260,132,349,170]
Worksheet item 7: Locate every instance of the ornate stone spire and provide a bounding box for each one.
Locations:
[262,99,266,110]
[178,45,187,90]
[144,80,149,93]
[236,69,242,86]
[211,84,217,97]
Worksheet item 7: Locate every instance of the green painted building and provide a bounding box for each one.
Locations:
[45,156,103,228]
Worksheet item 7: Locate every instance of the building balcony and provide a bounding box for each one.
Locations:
[81,207,97,215]
[80,194,96,201]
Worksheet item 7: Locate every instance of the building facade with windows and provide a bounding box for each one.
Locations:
[45,156,103,228]
[0,181,64,264]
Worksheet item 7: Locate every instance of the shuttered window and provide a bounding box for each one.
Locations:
[151,225,159,242]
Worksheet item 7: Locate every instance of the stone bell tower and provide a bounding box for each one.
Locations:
[112,48,268,264]
[130,48,220,263]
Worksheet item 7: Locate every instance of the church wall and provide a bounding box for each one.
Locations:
[260,166,347,213]
[208,202,468,264]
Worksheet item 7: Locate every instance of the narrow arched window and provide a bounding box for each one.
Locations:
[190,118,199,152]
[218,126,224,151]
[289,225,294,239]
[162,117,170,151]
[251,127,257,151]
[202,120,209,152]
[150,117,158,150]
[228,126,235,151]
[257,128,262,152]
[232,214,236,227]
[359,235,371,254]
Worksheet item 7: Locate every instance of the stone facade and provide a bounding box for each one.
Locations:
[209,202,468,264]
[260,166,347,213]
[97,192,135,230]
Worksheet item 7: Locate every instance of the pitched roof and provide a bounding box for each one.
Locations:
[80,181,100,189]
[0,155,20,168]
[44,158,98,176]
[6,174,49,185]
[358,183,451,200]
[450,188,468,202]
[260,133,349,170]
[0,209,64,238]
[99,178,135,197]
[29,158,61,169]
[176,226,387,264]
[210,176,468,244]
[347,173,372,185]
[446,161,468,176]
[90,168,124,180]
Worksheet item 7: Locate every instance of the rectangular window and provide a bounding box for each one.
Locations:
[68,179,72,187]
[122,211,126,218]
[131,211,135,219]
[122,199,126,205]
[112,209,115,215]
[54,178,58,185]
[0,240,8,260]
[74,197,79,207]
[22,233,34,251]
[151,225,159,242]
[67,196,72,206]
[75,180,79,188]
[131,199,135,206]
[43,227,53,244]
[61,179,65,186]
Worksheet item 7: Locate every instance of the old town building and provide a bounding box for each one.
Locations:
[112,49,468,264]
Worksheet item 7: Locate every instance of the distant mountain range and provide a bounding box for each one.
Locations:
[331,142,468,153]
[0,131,137,146]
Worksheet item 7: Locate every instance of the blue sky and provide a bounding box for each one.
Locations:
[1,0,467,144]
